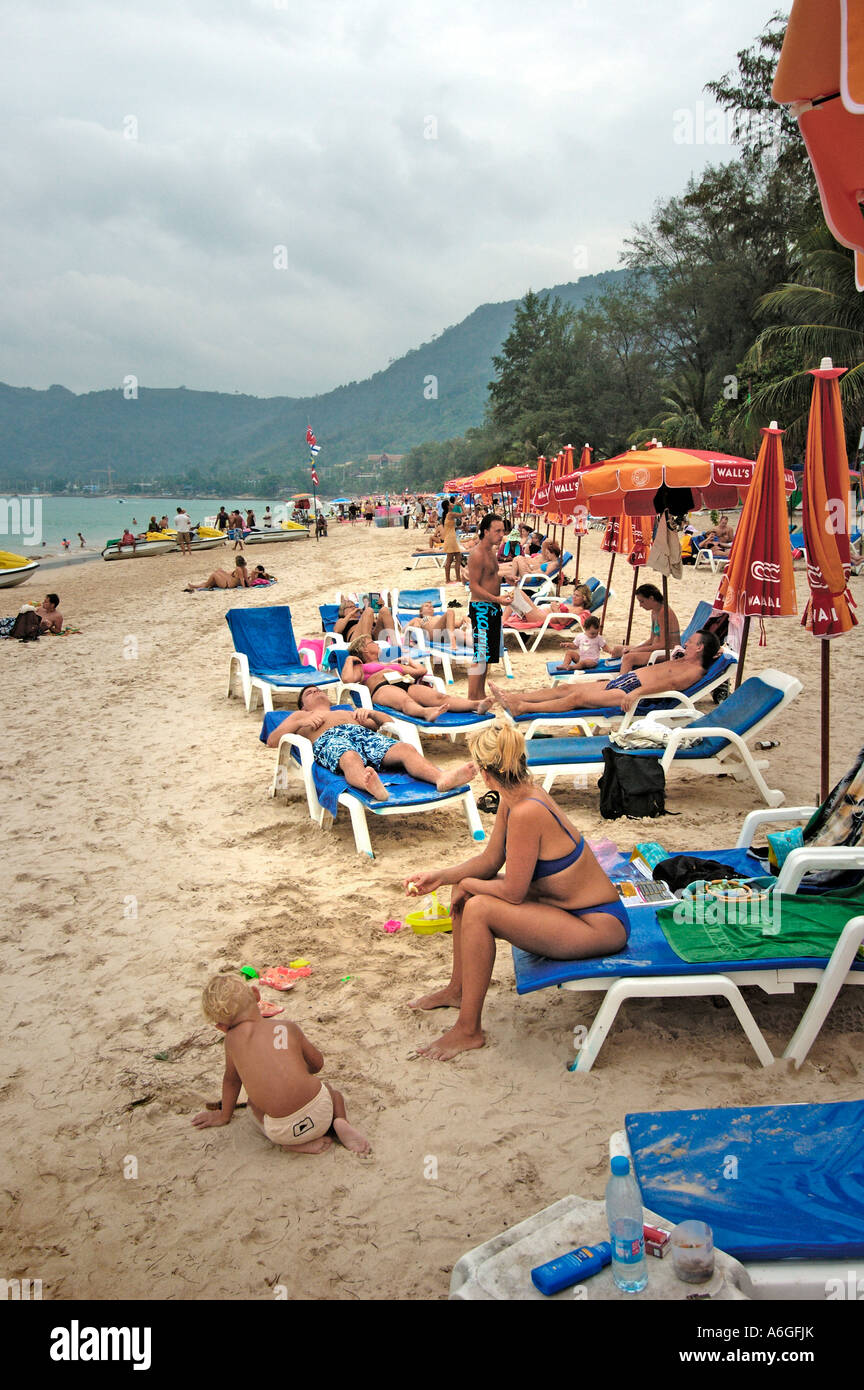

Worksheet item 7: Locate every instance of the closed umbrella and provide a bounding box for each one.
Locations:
[715,422,798,687]
[598,513,654,636]
[800,359,858,798]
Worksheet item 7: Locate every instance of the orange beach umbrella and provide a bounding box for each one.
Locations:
[773,0,864,289]
[580,447,794,516]
[715,422,798,686]
[801,359,858,798]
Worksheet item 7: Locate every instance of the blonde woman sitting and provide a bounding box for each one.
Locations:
[405,721,630,1060]
[343,633,492,722]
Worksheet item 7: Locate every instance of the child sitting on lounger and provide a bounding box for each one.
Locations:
[192,976,370,1154]
[557,616,611,670]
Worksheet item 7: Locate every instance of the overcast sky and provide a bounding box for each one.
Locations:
[1,1,781,398]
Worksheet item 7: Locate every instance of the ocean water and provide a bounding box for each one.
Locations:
[0,496,332,554]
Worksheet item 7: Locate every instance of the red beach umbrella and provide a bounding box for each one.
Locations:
[800,359,858,798]
[715,422,798,686]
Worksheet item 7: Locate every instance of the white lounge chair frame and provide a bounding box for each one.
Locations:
[526,669,800,807]
[269,717,484,858]
[555,805,864,1073]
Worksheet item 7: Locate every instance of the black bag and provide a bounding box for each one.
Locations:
[653,855,743,891]
[598,748,666,819]
[10,609,41,641]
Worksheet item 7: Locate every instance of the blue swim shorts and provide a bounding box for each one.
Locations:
[313,724,395,773]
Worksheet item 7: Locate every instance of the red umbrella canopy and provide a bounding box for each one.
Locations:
[716,424,798,619]
[580,447,795,517]
[801,363,858,637]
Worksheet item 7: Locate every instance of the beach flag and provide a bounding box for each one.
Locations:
[311,466,320,486]
[306,428,316,447]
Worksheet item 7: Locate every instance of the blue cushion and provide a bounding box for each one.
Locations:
[626,1100,864,1260]
[227,605,301,669]
[511,902,862,994]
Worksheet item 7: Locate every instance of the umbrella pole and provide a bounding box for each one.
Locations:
[624,566,641,645]
[575,532,582,583]
[821,640,830,802]
[599,553,615,633]
[662,575,670,660]
[734,616,750,690]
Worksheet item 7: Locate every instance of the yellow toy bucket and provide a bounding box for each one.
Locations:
[406,891,452,934]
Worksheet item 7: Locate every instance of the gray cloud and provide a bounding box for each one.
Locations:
[0,0,777,396]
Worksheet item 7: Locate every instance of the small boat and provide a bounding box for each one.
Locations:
[244,523,310,544]
[0,550,40,588]
[101,538,177,560]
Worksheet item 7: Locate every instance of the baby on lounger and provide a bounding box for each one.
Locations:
[191,976,370,1155]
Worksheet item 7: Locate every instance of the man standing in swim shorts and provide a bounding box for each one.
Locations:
[467,513,511,701]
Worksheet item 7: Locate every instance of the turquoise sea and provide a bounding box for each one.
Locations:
[0,496,333,554]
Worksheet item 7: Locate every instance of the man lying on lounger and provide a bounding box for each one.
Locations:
[490,630,721,718]
[266,685,475,802]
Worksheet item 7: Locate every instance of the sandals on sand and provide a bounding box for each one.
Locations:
[477,791,500,813]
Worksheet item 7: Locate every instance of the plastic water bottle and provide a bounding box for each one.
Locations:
[605,1155,648,1293]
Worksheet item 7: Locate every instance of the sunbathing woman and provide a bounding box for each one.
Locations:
[184,556,250,591]
[504,584,593,630]
[406,720,630,1060]
[491,629,720,717]
[499,538,562,584]
[403,601,471,646]
[343,633,492,721]
[334,595,396,644]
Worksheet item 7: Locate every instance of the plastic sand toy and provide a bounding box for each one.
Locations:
[406,891,452,935]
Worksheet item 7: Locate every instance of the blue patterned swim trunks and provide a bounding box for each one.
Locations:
[604,670,642,694]
[313,724,395,773]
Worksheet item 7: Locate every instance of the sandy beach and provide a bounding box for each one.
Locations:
[2,519,862,1302]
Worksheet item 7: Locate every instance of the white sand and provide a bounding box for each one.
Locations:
[1,520,862,1300]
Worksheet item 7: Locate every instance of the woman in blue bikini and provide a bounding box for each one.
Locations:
[406,721,629,1061]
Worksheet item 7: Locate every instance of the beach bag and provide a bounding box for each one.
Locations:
[598,748,666,819]
[10,609,41,641]
[653,855,743,892]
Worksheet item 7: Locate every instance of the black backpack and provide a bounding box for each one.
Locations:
[598,747,666,819]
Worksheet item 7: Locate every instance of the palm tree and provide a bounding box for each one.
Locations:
[628,378,716,449]
[741,227,864,454]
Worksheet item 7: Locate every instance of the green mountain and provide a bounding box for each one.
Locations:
[0,272,625,492]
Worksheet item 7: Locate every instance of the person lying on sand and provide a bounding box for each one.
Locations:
[343,633,492,722]
[490,629,720,717]
[184,557,250,591]
[192,976,370,1154]
[405,720,629,1061]
[266,685,476,800]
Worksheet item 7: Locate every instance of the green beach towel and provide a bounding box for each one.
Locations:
[657,892,864,964]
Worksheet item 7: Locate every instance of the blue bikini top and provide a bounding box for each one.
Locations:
[518,798,585,880]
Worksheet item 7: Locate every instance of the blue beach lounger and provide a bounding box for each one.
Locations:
[517,650,738,738]
[261,708,484,858]
[612,1099,864,1297]
[226,606,339,711]
[523,670,800,805]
